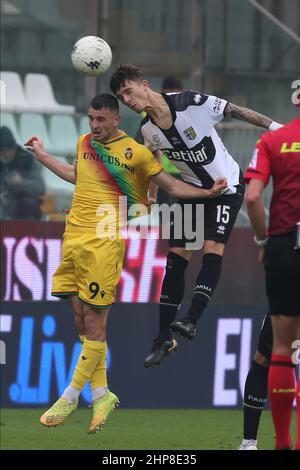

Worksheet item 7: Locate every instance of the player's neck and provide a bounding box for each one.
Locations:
[146,92,172,129]
[110,129,123,140]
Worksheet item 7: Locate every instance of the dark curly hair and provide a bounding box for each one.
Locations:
[110,64,144,95]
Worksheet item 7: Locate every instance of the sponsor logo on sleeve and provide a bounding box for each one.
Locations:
[213,97,222,113]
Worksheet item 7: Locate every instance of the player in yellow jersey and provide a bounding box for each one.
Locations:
[25,94,227,434]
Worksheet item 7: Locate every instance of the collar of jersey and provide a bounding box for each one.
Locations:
[148,93,177,131]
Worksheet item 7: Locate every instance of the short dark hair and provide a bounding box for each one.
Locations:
[89,93,119,112]
[110,64,143,95]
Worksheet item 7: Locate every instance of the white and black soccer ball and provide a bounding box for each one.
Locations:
[71,36,112,76]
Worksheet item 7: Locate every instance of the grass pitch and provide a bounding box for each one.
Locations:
[0,408,296,450]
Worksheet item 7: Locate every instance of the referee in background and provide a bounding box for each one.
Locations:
[244,87,300,450]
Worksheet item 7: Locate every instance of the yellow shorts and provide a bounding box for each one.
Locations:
[52,224,125,308]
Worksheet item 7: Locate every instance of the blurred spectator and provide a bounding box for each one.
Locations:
[0,126,45,220]
[161,76,183,93]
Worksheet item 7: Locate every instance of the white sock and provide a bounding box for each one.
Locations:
[92,387,108,401]
[242,439,257,446]
[62,385,81,402]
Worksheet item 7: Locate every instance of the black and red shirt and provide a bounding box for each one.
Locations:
[244,118,300,236]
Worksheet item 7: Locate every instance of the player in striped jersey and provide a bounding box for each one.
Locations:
[110,64,282,368]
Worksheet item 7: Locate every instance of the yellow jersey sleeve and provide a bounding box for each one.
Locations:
[137,144,162,178]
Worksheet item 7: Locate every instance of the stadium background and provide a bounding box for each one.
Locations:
[0,0,299,450]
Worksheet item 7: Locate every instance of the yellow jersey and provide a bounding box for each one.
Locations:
[68,131,162,229]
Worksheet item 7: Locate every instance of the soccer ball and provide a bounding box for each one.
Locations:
[71,36,112,76]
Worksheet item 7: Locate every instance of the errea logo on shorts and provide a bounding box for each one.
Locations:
[217,225,226,234]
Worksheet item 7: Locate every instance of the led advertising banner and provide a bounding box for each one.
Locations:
[0,221,270,307]
[1,221,168,303]
[1,301,274,409]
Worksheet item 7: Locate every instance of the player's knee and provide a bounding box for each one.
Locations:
[272,344,293,358]
[203,241,225,256]
[83,306,108,341]
[170,247,192,261]
[74,312,84,331]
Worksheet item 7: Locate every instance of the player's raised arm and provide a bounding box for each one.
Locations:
[150,170,228,199]
[224,102,282,131]
[25,136,76,184]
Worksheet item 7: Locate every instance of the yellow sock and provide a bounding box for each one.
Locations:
[71,339,106,390]
[91,341,108,389]
[76,336,108,389]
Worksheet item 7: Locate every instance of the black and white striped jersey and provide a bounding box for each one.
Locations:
[141,91,242,194]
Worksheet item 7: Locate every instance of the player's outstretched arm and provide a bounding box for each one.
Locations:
[150,171,228,199]
[25,136,76,184]
[224,102,282,130]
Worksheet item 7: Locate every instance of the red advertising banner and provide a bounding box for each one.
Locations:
[1,221,168,303]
